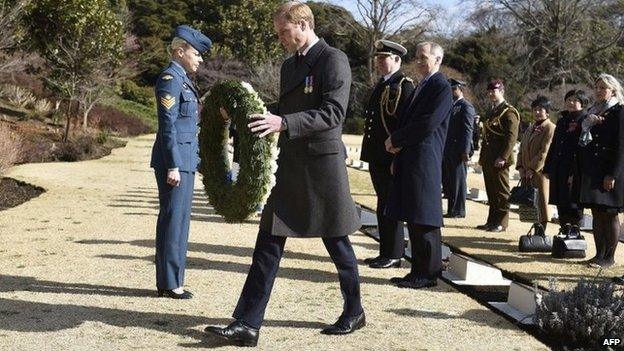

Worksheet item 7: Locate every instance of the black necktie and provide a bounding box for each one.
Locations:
[296,52,304,66]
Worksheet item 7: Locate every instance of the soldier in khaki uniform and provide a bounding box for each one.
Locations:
[477,80,520,232]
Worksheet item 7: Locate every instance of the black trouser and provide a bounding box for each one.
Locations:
[556,205,582,228]
[369,163,404,259]
[591,209,620,264]
[233,230,363,329]
[442,157,467,216]
[406,223,442,280]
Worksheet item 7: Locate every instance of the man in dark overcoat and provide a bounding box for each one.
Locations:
[205,2,364,346]
[360,39,415,269]
[384,41,453,289]
[442,78,475,218]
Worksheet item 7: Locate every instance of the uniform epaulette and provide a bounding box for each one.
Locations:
[397,76,415,88]
[161,74,174,81]
[506,105,521,119]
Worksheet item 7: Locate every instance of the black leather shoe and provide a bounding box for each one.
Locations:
[444,213,465,218]
[320,312,366,335]
[486,225,506,233]
[157,289,193,299]
[476,223,490,230]
[613,275,624,285]
[397,277,437,289]
[363,256,382,264]
[204,320,259,347]
[369,258,401,269]
[390,273,413,284]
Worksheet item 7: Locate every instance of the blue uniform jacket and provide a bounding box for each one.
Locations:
[443,98,475,160]
[150,61,200,172]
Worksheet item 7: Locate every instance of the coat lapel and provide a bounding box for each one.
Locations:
[280,39,328,98]
[400,71,440,121]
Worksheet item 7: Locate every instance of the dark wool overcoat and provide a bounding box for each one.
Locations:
[386,71,453,227]
[574,104,624,209]
[259,39,360,237]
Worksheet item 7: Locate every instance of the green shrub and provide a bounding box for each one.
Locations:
[102,96,157,132]
[536,279,624,350]
[120,80,155,108]
[97,129,110,144]
[343,116,365,135]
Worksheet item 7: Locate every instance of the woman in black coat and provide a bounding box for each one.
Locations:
[543,89,589,229]
[574,74,624,268]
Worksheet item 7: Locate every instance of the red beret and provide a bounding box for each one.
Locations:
[486,79,504,90]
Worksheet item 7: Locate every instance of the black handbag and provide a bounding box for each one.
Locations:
[519,223,552,252]
[552,224,587,258]
[509,179,538,207]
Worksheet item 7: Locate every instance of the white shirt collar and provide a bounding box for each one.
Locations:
[420,71,436,84]
[299,37,320,57]
[382,67,400,82]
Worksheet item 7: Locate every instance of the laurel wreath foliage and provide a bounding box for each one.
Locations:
[199,81,277,222]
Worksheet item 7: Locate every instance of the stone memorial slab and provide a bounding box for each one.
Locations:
[442,253,511,286]
[489,282,543,325]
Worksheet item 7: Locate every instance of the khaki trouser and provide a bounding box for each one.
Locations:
[482,164,510,227]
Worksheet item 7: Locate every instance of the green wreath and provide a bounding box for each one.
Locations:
[199,81,277,223]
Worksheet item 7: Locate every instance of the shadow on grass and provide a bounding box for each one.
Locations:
[95,253,414,288]
[0,296,327,348]
[0,275,153,297]
[111,188,260,224]
[75,239,335,264]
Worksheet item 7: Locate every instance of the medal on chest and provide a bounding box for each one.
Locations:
[304,75,314,94]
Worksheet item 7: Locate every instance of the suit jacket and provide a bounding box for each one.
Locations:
[479,101,520,167]
[259,39,360,237]
[443,98,475,161]
[150,62,200,172]
[575,103,624,208]
[360,70,415,165]
[386,71,453,227]
[516,119,555,173]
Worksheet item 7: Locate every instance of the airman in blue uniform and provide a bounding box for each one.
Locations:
[150,25,211,299]
[442,78,475,218]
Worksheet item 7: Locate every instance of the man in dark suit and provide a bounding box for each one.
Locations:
[442,78,475,218]
[360,39,414,269]
[150,25,211,299]
[205,2,364,346]
[476,80,520,232]
[384,41,453,289]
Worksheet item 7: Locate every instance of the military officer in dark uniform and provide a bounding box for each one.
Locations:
[477,80,520,232]
[360,39,414,269]
[442,78,475,218]
[150,25,211,299]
